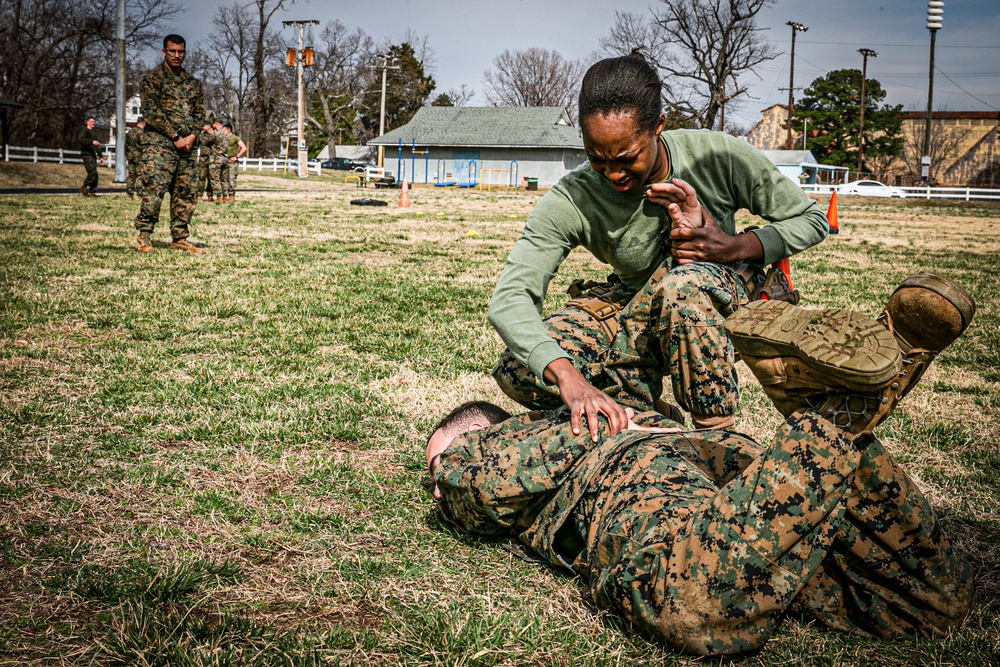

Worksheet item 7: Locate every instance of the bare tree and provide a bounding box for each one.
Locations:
[0,0,179,147]
[304,21,376,155]
[599,1,778,129]
[445,85,476,107]
[247,0,289,156]
[200,3,262,136]
[482,48,585,117]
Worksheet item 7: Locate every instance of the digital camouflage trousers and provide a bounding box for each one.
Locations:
[209,160,230,199]
[134,143,198,240]
[434,409,974,656]
[493,262,748,422]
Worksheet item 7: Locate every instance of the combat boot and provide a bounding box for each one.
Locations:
[726,273,975,440]
[134,231,153,253]
[170,238,203,254]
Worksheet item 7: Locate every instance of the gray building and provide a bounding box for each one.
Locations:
[367,106,586,187]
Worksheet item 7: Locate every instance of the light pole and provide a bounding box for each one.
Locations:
[923,1,944,182]
[282,19,319,179]
[785,21,808,150]
[857,48,878,175]
[374,53,400,168]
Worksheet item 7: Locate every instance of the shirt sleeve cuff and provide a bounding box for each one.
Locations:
[751,226,787,266]
[527,341,572,383]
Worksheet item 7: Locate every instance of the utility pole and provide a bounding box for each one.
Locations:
[923,1,944,183]
[374,53,399,168]
[784,21,808,150]
[857,48,878,175]
[282,19,318,178]
[113,0,126,183]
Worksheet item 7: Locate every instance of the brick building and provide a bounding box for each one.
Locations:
[745,104,1000,187]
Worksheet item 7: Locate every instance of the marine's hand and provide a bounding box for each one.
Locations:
[669,211,729,264]
[175,134,196,152]
[647,177,703,229]
[544,358,628,441]
[670,211,765,266]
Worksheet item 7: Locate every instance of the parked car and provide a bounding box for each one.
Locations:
[839,180,908,198]
[321,157,369,172]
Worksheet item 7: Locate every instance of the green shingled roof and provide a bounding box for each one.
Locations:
[368,106,583,148]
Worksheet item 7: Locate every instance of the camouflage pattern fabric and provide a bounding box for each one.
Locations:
[197,154,211,198]
[125,126,145,197]
[208,128,229,198]
[493,261,747,422]
[134,142,198,241]
[133,60,207,238]
[433,408,974,656]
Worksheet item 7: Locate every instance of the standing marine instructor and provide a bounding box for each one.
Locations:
[132,34,210,254]
[488,52,829,440]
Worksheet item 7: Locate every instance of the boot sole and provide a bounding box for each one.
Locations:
[726,300,901,387]
[893,272,975,330]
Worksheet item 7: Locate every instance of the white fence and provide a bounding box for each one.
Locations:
[4,144,999,199]
[801,183,1000,202]
[2,145,320,175]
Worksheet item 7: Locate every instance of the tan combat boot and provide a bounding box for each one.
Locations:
[170,238,203,254]
[726,273,974,440]
[134,231,153,253]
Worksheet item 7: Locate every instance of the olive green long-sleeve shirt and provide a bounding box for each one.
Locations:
[487,129,829,379]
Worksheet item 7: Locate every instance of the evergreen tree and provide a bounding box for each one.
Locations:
[358,43,435,139]
[793,69,903,173]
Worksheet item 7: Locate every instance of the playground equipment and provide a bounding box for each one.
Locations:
[479,168,507,191]
[457,160,478,188]
[396,139,431,184]
[478,162,519,191]
[434,158,456,187]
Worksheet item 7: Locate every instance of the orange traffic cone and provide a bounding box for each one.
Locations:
[826,190,840,235]
[775,257,793,290]
[398,178,411,208]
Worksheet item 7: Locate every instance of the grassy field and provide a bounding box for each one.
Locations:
[1,167,998,666]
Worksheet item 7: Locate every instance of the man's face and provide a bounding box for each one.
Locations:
[86,118,95,130]
[162,40,186,71]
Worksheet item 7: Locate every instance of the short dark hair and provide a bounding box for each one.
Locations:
[163,34,186,49]
[223,122,233,131]
[427,401,511,447]
[578,50,662,134]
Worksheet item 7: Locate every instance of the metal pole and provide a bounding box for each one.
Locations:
[378,60,388,168]
[923,1,943,182]
[114,0,126,182]
[857,49,877,175]
[296,24,307,178]
[922,29,937,180]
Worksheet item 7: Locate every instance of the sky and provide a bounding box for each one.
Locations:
[161,0,1000,129]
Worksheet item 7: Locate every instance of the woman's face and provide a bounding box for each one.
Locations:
[580,110,667,195]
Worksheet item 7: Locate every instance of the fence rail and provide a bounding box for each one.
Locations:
[801,183,1000,202]
[4,145,1000,200]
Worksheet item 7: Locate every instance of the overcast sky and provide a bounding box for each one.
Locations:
[161,0,1000,129]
